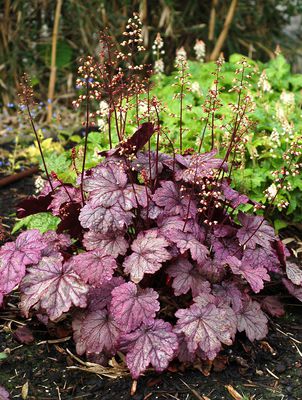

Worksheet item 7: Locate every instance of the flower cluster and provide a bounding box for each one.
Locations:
[152,33,165,74]
[194,39,206,63]
[257,70,272,93]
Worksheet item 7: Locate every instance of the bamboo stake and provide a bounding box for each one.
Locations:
[208,0,218,42]
[209,0,238,61]
[47,0,63,123]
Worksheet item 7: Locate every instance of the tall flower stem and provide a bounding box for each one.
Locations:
[80,79,90,205]
[26,104,54,191]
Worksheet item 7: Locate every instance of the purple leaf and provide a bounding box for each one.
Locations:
[242,246,280,273]
[13,325,34,344]
[79,202,133,233]
[123,230,172,283]
[168,229,208,265]
[110,282,160,332]
[237,300,268,341]
[120,319,178,379]
[0,244,26,295]
[84,162,136,210]
[282,278,302,301]
[152,181,197,218]
[69,250,117,287]
[175,302,236,360]
[0,386,10,400]
[16,193,53,218]
[221,181,249,208]
[20,255,88,320]
[175,150,227,182]
[132,151,173,180]
[198,258,227,283]
[122,122,154,154]
[42,231,71,256]
[213,281,243,313]
[48,186,82,216]
[100,122,154,157]
[83,231,128,257]
[73,308,121,355]
[212,236,242,261]
[14,230,46,264]
[227,256,270,293]
[140,200,162,220]
[158,215,205,242]
[237,212,276,249]
[176,333,196,363]
[167,258,211,297]
[286,262,302,286]
[57,202,82,239]
[87,277,125,311]
[261,296,285,317]
[0,230,45,294]
[213,224,237,238]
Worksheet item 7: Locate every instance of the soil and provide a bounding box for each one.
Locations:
[0,178,302,400]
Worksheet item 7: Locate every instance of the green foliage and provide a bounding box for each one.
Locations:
[30,53,302,226]
[12,213,60,234]
[150,54,302,223]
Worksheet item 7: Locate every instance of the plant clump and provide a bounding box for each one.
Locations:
[0,14,302,380]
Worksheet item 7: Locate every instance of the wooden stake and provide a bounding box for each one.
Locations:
[47,0,63,123]
[209,0,238,61]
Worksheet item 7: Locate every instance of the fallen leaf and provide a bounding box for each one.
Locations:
[259,341,276,355]
[130,380,137,396]
[21,381,29,399]
[213,354,228,372]
[225,385,243,400]
[13,326,34,344]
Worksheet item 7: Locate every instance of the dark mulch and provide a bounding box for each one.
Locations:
[0,177,302,400]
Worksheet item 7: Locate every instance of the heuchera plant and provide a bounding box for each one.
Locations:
[1,15,302,380]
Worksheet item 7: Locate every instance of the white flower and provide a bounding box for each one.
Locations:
[258,70,272,93]
[154,59,164,74]
[175,46,187,67]
[194,39,206,63]
[280,90,295,106]
[138,101,149,115]
[99,100,109,117]
[191,81,201,95]
[34,176,45,194]
[265,183,277,200]
[270,128,280,145]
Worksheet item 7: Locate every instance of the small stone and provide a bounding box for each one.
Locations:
[275,363,286,373]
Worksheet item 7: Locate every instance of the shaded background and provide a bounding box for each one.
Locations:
[1,0,302,109]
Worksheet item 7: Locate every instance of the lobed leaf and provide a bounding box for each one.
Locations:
[237,300,268,341]
[20,255,88,320]
[73,308,121,355]
[110,282,160,332]
[123,230,172,283]
[69,250,117,287]
[175,301,236,360]
[120,319,178,379]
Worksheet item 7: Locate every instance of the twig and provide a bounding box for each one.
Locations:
[179,379,204,400]
[37,336,71,345]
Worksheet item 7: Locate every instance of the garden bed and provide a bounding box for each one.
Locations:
[1,303,301,400]
[0,178,301,400]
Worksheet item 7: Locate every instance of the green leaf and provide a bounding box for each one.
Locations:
[37,40,73,68]
[0,352,8,360]
[12,213,60,234]
[274,219,288,233]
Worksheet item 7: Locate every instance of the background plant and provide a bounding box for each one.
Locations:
[1,0,302,109]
